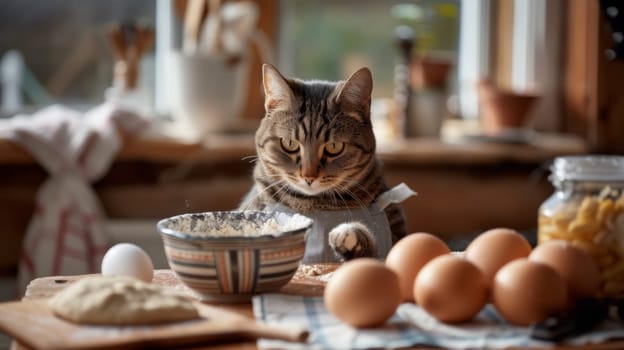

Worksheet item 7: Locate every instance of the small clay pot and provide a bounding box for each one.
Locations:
[477,80,540,134]
[411,56,454,89]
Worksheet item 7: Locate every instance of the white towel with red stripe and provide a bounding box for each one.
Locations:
[0,103,147,293]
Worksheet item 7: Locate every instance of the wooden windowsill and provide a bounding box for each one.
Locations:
[377,133,588,166]
[0,130,588,167]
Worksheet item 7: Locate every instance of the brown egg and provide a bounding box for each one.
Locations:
[492,258,568,326]
[529,240,600,301]
[385,232,451,302]
[414,254,488,323]
[324,258,401,328]
[465,228,532,287]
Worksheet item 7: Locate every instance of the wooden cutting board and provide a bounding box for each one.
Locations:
[0,298,308,350]
[1,265,338,350]
[23,266,336,301]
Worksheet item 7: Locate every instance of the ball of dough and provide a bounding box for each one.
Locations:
[48,275,199,325]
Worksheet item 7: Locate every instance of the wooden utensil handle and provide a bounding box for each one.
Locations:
[244,322,309,343]
[184,0,207,54]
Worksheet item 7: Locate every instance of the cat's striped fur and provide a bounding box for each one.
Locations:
[239,64,407,260]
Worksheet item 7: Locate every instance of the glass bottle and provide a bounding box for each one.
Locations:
[538,156,624,298]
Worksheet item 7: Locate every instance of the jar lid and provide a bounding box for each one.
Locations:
[551,155,624,182]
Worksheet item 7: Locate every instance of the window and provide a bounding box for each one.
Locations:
[0,1,569,138]
[278,0,461,99]
[0,0,155,117]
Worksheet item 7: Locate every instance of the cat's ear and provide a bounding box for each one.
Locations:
[262,63,295,113]
[335,67,373,115]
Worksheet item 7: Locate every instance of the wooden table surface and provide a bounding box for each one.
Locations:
[8,265,624,350]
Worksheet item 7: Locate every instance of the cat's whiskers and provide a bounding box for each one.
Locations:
[269,180,289,202]
[329,190,341,208]
[331,188,351,210]
[336,179,373,202]
[346,181,375,203]
[241,155,259,164]
[335,183,369,210]
[240,177,286,211]
[261,171,291,204]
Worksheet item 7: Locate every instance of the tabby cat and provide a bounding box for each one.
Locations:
[239,64,410,262]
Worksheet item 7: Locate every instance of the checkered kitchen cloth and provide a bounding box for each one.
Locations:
[252,294,624,350]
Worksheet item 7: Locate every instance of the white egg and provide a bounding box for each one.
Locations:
[101,243,154,282]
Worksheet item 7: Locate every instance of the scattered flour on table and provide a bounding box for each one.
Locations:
[298,264,335,283]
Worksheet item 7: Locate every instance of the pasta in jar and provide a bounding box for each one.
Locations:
[538,156,624,298]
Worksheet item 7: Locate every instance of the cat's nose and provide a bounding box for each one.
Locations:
[303,177,315,185]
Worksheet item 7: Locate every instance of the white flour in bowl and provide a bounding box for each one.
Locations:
[161,211,312,238]
[207,217,281,237]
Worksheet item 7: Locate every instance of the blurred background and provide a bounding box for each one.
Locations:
[0,2,623,346]
[0,0,460,117]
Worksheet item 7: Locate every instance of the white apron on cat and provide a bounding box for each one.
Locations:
[266,183,416,263]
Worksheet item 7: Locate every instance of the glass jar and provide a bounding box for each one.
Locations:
[538,156,624,298]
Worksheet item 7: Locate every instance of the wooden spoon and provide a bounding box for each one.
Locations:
[204,0,223,54]
[183,0,207,54]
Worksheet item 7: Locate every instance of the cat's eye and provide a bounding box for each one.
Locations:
[324,141,345,156]
[280,138,300,153]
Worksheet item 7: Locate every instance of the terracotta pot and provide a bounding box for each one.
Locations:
[411,56,453,89]
[477,80,540,134]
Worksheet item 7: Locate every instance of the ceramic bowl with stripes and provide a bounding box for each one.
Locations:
[157,211,313,303]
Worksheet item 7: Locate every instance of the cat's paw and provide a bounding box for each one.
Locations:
[328,222,377,261]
